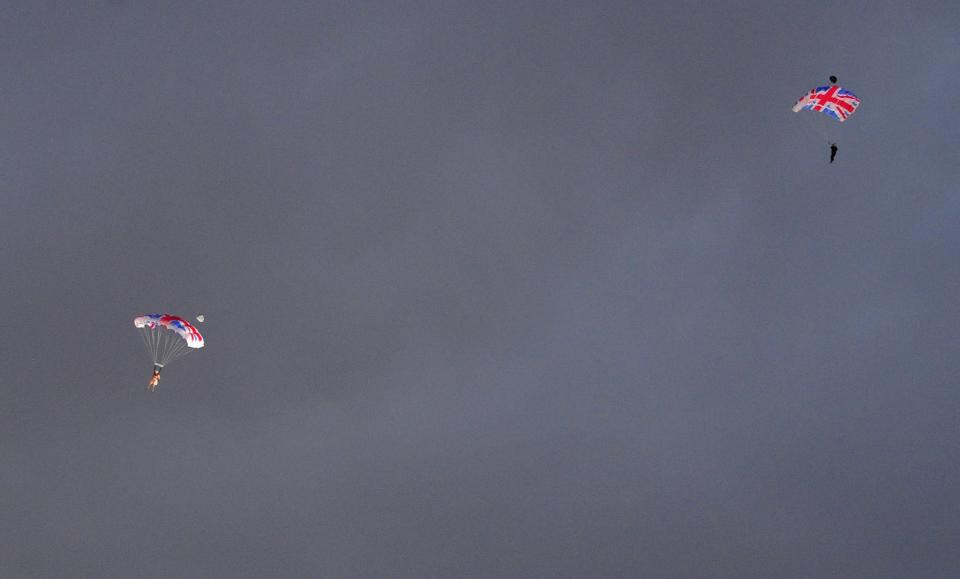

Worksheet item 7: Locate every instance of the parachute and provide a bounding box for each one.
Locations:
[792,85,860,123]
[196,314,205,323]
[792,80,860,151]
[134,314,204,368]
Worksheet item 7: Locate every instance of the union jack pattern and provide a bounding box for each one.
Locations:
[792,85,860,122]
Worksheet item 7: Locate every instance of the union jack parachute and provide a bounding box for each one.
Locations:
[792,85,860,122]
[134,313,204,367]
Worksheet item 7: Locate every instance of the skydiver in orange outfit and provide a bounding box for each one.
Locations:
[148,365,162,391]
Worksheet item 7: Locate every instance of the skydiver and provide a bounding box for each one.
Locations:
[148,365,162,391]
[829,143,838,164]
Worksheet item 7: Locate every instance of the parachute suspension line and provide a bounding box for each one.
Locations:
[173,334,190,362]
[159,327,176,365]
[153,326,162,362]
[162,333,187,366]
[152,326,162,363]
[149,327,194,366]
[814,113,831,144]
[798,113,833,147]
[139,328,153,362]
[141,325,160,364]
[162,328,172,364]
[138,325,180,366]
[156,329,166,365]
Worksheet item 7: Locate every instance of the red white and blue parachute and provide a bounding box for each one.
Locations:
[134,313,204,367]
[792,85,860,122]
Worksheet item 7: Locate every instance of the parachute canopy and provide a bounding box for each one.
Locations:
[792,85,860,122]
[134,313,204,367]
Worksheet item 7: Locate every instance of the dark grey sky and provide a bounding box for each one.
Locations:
[2,1,959,577]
